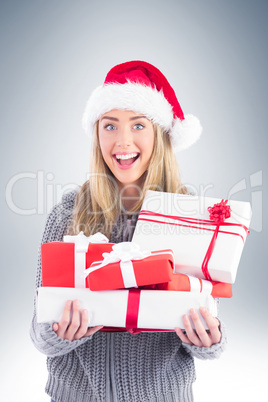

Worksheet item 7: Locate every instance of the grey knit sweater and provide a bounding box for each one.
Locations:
[30,190,227,402]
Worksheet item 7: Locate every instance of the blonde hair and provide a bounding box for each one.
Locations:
[67,122,187,237]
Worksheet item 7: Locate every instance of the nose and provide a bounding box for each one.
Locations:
[116,127,133,148]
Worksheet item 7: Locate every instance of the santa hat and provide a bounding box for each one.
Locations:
[82,60,202,151]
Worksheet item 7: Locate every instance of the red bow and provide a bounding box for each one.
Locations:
[208,199,231,224]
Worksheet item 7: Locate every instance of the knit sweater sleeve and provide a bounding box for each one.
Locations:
[30,190,90,357]
[181,299,228,360]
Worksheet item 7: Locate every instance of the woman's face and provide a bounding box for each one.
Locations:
[98,109,155,190]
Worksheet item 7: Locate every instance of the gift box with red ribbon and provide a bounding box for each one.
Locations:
[132,191,252,284]
[41,232,114,288]
[85,242,175,291]
[36,286,218,331]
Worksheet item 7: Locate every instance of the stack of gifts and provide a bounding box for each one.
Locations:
[37,191,252,332]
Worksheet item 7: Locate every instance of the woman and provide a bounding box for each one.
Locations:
[31,60,226,402]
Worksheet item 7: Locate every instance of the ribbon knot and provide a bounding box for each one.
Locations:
[84,242,151,288]
[208,199,231,224]
[102,242,151,264]
[64,231,109,252]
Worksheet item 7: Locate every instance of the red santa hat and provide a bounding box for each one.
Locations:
[82,60,202,151]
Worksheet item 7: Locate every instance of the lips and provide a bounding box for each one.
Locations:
[113,153,140,169]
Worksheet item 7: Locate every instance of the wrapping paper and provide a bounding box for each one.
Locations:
[86,245,174,290]
[36,286,218,330]
[145,273,232,298]
[41,232,114,288]
[132,191,251,283]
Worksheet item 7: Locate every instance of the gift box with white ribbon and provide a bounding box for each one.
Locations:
[150,273,232,298]
[41,232,114,288]
[85,242,174,290]
[132,191,252,284]
[36,286,218,330]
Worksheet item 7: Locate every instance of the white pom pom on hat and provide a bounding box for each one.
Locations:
[82,60,202,152]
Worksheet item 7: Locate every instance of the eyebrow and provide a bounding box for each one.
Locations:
[101,116,119,122]
[100,115,148,122]
[129,115,147,121]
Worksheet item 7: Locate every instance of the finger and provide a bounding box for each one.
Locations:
[52,323,59,333]
[200,307,221,344]
[183,314,202,347]
[57,300,72,338]
[174,327,192,344]
[189,308,211,347]
[65,299,81,341]
[85,325,104,337]
[73,309,90,340]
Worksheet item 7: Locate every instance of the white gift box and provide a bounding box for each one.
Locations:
[36,287,217,330]
[132,191,252,284]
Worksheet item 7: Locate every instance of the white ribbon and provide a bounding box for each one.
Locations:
[84,242,151,288]
[187,275,202,292]
[186,274,213,294]
[201,279,213,294]
[63,231,109,288]
[63,231,109,250]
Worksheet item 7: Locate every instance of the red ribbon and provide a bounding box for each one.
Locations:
[201,225,219,281]
[202,200,231,280]
[138,200,249,281]
[125,289,141,329]
[101,289,171,334]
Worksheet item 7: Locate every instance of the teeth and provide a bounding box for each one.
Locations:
[116,153,138,160]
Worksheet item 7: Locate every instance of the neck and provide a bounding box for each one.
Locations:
[118,177,145,212]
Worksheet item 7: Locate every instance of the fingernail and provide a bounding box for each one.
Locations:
[200,307,207,313]
[190,308,196,315]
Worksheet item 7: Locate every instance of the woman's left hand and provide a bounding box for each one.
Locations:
[175,307,221,348]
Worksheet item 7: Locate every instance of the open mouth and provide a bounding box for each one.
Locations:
[113,153,140,167]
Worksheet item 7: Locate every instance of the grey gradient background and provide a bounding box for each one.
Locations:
[1,0,267,400]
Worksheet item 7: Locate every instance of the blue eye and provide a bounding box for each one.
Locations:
[133,124,144,130]
[105,124,116,131]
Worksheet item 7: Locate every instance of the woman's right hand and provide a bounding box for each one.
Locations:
[52,299,103,341]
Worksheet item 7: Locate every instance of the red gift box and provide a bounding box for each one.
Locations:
[41,232,114,288]
[85,243,175,291]
[144,273,232,298]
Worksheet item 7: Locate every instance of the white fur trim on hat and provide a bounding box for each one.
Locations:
[171,114,202,152]
[82,82,202,151]
[82,82,174,134]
